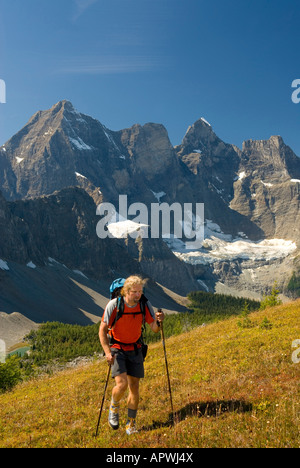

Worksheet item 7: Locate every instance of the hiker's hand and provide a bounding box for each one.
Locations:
[156,309,165,323]
[105,352,115,366]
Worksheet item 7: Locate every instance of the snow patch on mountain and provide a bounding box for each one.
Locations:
[69,137,92,151]
[0,259,9,271]
[174,237,297,266]
[163,219,297,266]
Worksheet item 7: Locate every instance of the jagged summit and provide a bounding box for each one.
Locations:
[1,101,300,242]
[177,117,218,156]
[0,101,187,207]
[0,101,300,335]
[241,135,300,181]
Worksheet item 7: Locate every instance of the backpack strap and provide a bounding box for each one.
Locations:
[110,294,148,329]
[108,295,149,353]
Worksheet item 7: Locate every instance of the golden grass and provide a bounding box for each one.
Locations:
[0,300,299,448]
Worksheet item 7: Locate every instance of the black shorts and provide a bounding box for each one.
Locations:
[111,348,144,379]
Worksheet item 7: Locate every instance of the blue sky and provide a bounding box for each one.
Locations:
[1,0,300,155]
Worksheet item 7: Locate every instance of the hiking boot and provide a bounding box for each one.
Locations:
[126,418,138,435]
[108,403,120,430]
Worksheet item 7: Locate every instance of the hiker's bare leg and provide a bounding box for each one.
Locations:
[112,373,128,403]
[127,375,140,410]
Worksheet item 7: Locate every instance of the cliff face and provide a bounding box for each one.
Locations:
[0,187,140,278]
[0,193,37,263]
[230,136,300,241]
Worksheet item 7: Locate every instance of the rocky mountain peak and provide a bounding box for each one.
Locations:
[241,135,300,182]
[54,99,74,112]
[230,135,300,241]
[176,116,241,173]
[177,117,219,157]
[118,121,177,181]
[0,100,118,202]
[0,101,194,209]
[242,135,284,151]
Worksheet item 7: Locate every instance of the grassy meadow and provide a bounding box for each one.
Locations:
[0,300,299,448]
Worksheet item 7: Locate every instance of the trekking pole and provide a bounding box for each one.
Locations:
[95,364,111,437]
[158,309,174,425]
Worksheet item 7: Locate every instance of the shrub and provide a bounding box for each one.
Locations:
[260,284,282,311]
[287,272,300,298]
[237,302,254,329]
[0,356,22,393]
[260,317,273,330]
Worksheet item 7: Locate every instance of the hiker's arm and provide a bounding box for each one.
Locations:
[99,321,115,365]
[150,309,165,333]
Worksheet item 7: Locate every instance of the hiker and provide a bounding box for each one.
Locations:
[99,275,165,435]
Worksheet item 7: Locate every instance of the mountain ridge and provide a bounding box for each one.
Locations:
[0,100,300,347]
[3,99,299,241]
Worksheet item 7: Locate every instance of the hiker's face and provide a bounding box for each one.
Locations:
[126,284,143,305]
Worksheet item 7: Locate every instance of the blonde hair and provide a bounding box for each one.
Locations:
[121,275,147,296]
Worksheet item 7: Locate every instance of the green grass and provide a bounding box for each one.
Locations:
[17,291,260,370]
[0,300,299,448]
